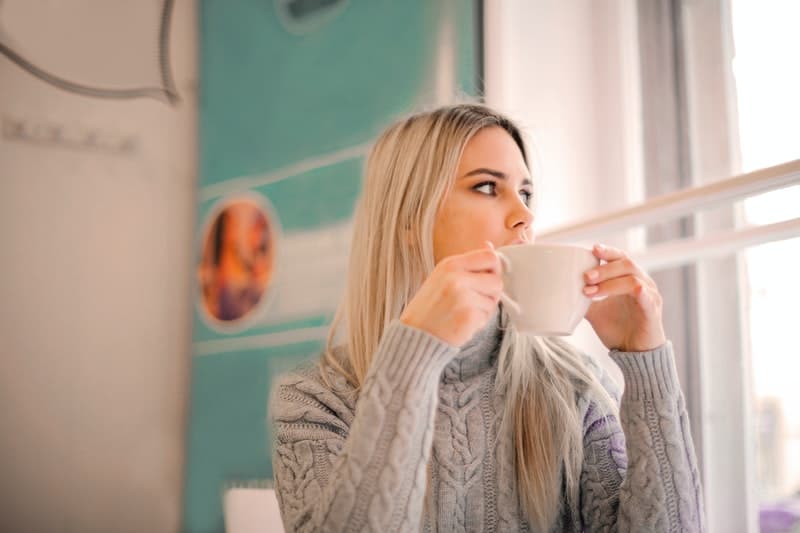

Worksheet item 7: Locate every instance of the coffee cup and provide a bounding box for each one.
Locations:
[495,243,600,336]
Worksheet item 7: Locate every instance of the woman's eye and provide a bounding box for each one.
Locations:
[520,190,533,205]
[473,182,496,195]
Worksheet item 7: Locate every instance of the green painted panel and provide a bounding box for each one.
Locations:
[192,313,329,349]
[255,157,362,232]
[195,157,363,234]
[457,1,480,95]
[200,0,438,186]
[186,1,480,530]
[182,343,321,533]
[191,159,361,343]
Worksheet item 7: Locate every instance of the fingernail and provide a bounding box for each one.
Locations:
[594,243,604,252]
[586,269,598,280]
[584,285,598,295]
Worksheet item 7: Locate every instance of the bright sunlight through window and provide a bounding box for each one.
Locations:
[731,0,800,519]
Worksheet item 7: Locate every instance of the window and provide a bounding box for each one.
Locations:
[485,1,800,531]
[731,0,800,524]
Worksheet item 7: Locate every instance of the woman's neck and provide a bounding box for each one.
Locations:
[441,310,502,383]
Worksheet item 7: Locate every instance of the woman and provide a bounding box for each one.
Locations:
[270,104,704,532]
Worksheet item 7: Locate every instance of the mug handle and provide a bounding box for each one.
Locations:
[495,250,522,315]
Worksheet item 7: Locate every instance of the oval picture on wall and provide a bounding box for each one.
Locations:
[197,196,277,325]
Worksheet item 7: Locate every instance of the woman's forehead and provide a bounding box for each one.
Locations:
[458,127,530,178]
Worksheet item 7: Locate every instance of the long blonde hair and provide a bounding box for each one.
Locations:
[321,104,616,531]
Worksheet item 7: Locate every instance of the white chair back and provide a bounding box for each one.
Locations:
[223,486,284,533]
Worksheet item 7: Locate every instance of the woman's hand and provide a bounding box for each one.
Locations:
[400,244,503,347]
[583,244,666,352]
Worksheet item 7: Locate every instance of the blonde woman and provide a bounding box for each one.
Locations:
[270,104,704,532]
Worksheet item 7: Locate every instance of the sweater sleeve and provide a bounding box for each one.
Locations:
[579,342,706,532]
[270,320,459,533]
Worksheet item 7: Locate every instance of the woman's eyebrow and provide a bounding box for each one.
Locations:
[462,167,533,186]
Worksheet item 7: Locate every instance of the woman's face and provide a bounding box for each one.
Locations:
[432,126,534,263]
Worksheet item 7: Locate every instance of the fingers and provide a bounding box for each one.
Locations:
[586,243,655,288]
[464,271,504,300]
[465,288,501,318]
[439,269,503,300]
[443,246,502,274]
[441,276,500,329]
[591,243,632,262]
[583,273,652,302]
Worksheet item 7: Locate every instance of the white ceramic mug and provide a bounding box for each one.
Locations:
[495,243,600,336]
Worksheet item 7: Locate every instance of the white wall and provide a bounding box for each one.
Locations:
[0,1,197,532]
[484,0,643,374]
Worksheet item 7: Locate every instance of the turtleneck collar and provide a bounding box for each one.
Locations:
[441,310,503,383]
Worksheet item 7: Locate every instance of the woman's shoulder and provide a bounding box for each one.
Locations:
[578,351,622,404]
[560,346,623,438]
[547,337,622,404]
[269,352,359,428]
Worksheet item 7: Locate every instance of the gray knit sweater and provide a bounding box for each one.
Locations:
[270,314,705,532]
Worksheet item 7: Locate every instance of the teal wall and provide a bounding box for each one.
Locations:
[183,2,480,531]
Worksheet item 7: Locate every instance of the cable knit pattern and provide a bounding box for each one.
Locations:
[270,317,705,532]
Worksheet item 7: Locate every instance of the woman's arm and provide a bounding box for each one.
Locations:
[271,321,458,533]
[272,246,503,531]
[580,342,705,532]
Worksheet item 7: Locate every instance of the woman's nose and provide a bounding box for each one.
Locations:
[507,200,534,231]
